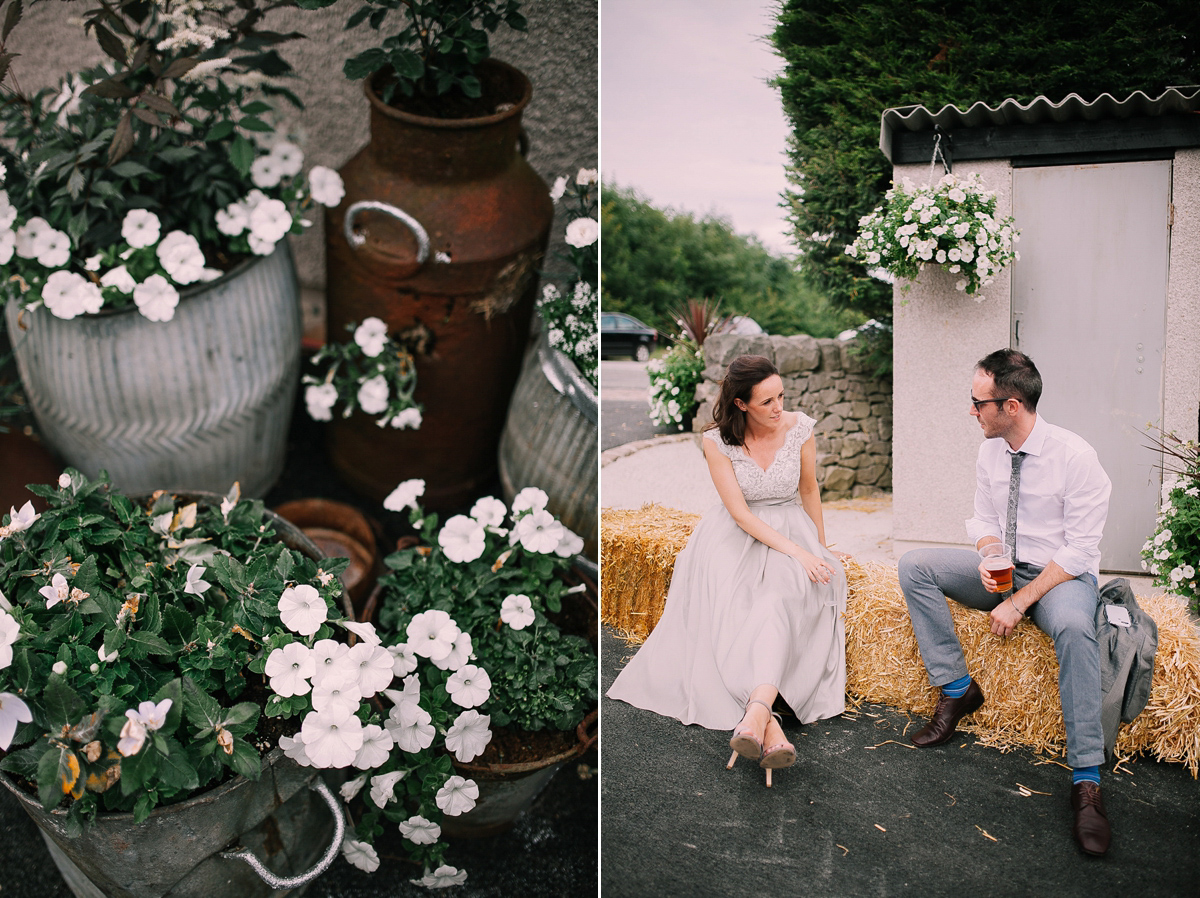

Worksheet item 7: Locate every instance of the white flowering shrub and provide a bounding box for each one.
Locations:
[647,340,703,430]
[846,173,1019,298]
[1141,431,1200,613]
[303,317,423,429]
[538,169,598,388]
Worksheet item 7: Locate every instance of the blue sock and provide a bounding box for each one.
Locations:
[1073,766,1101,786]
[942,674,971,698]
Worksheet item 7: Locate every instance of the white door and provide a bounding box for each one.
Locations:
[1011,160,1170,573]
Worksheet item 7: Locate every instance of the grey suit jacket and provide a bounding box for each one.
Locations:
[1096,578,1158,762]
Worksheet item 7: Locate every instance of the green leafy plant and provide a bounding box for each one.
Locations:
[846,173,1018,298]
[538,169,598,388]
[1142,428,1200,614]
[0,0,345,322]
[0,473,349,834]
[298,0,527,106]
[647,339,704,431]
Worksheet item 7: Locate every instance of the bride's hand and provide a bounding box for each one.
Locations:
[791,548,833,584]
[829,548,852,561]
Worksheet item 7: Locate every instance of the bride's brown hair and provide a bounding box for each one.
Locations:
[708,354,779,447]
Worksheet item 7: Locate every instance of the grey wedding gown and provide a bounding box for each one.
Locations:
[607,414,847,729]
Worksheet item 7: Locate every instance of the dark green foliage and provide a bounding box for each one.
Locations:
[601,184,863,339]
[771,0,1200,323]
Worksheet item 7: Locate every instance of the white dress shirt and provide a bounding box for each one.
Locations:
[965,414,1111,579]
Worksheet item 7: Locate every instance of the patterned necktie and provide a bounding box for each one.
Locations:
[1006,451,1027,560]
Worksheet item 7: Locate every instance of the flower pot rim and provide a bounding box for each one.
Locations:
[536,324,597,422]
[452,708,597,776]
[364,58,532,130]
[0,748,309,825]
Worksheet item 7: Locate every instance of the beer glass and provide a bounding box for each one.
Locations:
[979,543,1014,597]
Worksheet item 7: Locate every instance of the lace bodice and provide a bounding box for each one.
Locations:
[703,413,816,503]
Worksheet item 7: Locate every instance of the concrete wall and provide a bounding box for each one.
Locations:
[695,333,893,501]
[891,159,1015,553]
[5,1,597,294]
[1164,149,1200,451]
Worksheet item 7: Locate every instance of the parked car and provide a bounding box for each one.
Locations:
[601,312,658,361]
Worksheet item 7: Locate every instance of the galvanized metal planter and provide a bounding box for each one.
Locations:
[498,326,598,559]
[4,243,301,498]
[1,753,341,898]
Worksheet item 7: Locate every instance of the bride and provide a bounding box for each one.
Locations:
[606,354,848,786]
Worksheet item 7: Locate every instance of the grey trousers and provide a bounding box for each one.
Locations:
[897,548,1105,769]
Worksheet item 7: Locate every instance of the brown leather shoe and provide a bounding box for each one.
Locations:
[1071,782,1111,856]
[910,680,984,747]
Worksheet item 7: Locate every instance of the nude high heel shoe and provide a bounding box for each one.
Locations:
[727,698,771,771]
[759,711,797,788]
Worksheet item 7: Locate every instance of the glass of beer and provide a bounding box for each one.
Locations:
[979,543,1014,596]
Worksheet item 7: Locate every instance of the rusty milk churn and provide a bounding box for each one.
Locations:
[325,59,553,509]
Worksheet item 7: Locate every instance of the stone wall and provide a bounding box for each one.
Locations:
[694,334,893,500]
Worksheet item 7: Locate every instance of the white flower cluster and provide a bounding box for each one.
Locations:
[303,316,423,429]
[431,485,584,563]
[646,345,703,430]
[1140,452,1200,609]
[846,173,1019,299]
[156,0,233,52]
[538,281,598,384]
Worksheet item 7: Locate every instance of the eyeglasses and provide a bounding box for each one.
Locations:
[971,396,1012,412]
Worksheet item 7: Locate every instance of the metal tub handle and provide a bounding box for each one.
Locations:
[344,200,431,277]
[221,778,345,890]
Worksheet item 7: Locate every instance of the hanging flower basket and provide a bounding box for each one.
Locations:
[847,173,1019,298]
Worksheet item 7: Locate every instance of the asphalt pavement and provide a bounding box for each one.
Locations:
[598,368,1200,898]
[600,360,682,451]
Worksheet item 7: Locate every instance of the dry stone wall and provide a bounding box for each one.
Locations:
[694,334,893,500]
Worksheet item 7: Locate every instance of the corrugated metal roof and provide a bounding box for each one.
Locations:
[880,87,1200,161]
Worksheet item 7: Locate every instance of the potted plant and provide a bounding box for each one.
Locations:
[1142,428,1200,615]
[846,172,1019,299]
[0,0,346,497]
[341,479,596,853]
[295,0,555,510]
[498,169,599,559]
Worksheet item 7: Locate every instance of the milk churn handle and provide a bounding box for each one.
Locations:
[220,777,345,889]
[344,200,430,267]
[518,127,530,157]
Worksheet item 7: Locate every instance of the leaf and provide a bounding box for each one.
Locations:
[236,115,272,133]
[84,78,137,100]
[160,56,199,80]
[227,134,254,176]
[107,110,135,165]
[36,746,65,810]
[2,0,21,42]
[45,676,85,730]
[126,631,173,658]
[93,23,128,65]
[181,677,222,731]
[220,701,259,734]
[155,739,199,792]
[343,48,388,81]
[226,738,261,780]
[0,52,15,85]
[0,743,43,778]
[139,92,180,117]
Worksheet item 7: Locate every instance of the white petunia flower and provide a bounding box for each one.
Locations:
[499,594,535,630]
[515,509,565,554]
[549,175,569,201]
[300,707,364,768]
[157,231,206,284]
[431,631,472,672]
[511,487,549,515]
[435,775,479,816]
[310,676,363,716]
[40,573,70,609]
[341,838,380,873]
[183,564,210,596]
[100,265,137,294]
[0,609,19,670]
[343,620,381,645]
[406,610,460,661]
[98,644,119,663]
[41,270,94,320]
[250,154,284,189]
[264,642,316,697]
[52,660,67,675]
[215,201,248,236]
[248,198,292,244]
[269,141,304,177]
[0,191,15,230]
[30,226,71,267]
[127,698,173,731]
[383,478,425,513]
[278,733,312,766]
[14,217,50,258]
[389,407,422,429]
[399,815,441,845]
[352,724,394,770]
[0,228,13,265]
[5,500,40,535]
[444,709,491,762]
[311,638,351,682]
[439,515,486,563]
[308,165,346,207]
[354,317,389,357]
[412,864,468,889]
[576,168,598,186]
[305,383,338,421]
[278,584,327,636]
[0,692,32,750]
[386,642,419,677]
[554,527,585,558]
[117,716,147,757]
[565,217,598,248]
[470,496,507,529]
[340,774,366,802]
[386,699,435,753]
[357,375,389,415]
[446,664,491,708]
[369,769,407,808]
[122,209,162,248]
[346,642,396,695]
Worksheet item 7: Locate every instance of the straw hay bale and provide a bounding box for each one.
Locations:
[844,558,1200,776]
[598,506,1200,774]
[599,504,698,640]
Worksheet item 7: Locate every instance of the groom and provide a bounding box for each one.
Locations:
[898,349,1113,856]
